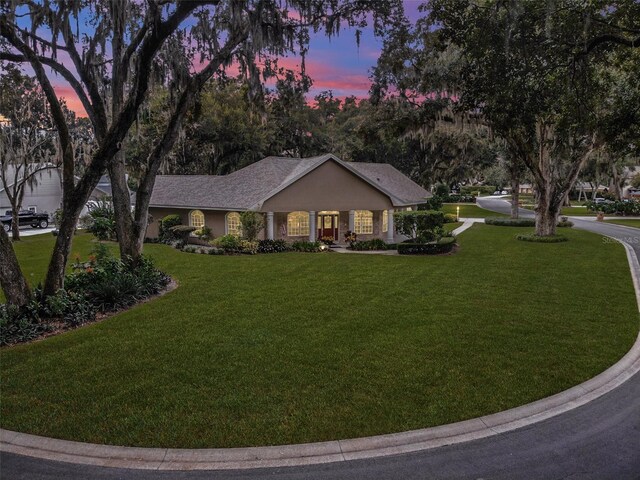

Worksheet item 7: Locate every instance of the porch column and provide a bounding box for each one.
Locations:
[386,208,394,243]
[266,212,274,240]
[309,211,316,242]
[348,210,355,232]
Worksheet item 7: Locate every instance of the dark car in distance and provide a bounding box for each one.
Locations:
[1,210,50,232]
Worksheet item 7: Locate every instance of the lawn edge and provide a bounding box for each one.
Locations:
[1,237,639,471]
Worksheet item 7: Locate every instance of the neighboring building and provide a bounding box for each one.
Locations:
[147,154,431,243]
[0,165,112,218]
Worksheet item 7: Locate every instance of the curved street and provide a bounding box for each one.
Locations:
[2,203,639,479]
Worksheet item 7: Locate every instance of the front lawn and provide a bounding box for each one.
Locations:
[442,203,508,218]
[1,226,638,448]
[522,205,596,216]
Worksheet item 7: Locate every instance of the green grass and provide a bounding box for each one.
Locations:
[521,205,596,216]
[444,222,463,232]
[605,219,640,229]
[442,203,508,218]
[1,227,638,448]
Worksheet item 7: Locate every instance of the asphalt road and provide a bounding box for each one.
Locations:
[2,200,639,480]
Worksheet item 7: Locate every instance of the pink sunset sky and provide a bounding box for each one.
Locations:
[49,1,423,116]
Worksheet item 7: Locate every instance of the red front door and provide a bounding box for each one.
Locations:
[318,214,338,241]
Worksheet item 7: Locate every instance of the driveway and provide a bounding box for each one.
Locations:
[5,227,56,238]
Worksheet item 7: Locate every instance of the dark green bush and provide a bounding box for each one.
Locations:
[0,302,52,346]
[397,237,457,255]
[212,234,241,253]
[460,185,496,196]
[441,194,476,203]
[515,234,568,243]
[291,240,323,252]
[485,217,536,226]
[586,199,640,215]
[417,196,443,210]
[350,239,388,251]
[258,239,291,253]
[42,289,96,327]
[86,197,116,241]
[65,248,170,312]
[394,210,446,242]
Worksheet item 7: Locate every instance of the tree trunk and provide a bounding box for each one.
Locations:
[0,226,31,305]
[510,173,520,219]
[10,208,20,241]
[108,153,141,262]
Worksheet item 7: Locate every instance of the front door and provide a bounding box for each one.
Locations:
[318,213,339,241]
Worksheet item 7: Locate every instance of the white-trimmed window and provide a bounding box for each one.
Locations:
[354,210,373,234]
[189,210,205,229]
[226,212,242,236]
[287,211,309,236]
[382,210,388,233]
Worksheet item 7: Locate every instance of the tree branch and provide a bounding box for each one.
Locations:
[0,51,97,128]
[0,16,75,198]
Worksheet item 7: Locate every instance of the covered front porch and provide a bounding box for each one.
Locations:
[263,209,397,244]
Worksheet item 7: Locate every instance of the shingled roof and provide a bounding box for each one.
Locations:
[150,154,430,210]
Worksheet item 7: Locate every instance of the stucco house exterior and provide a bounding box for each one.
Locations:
[147,154,431,243]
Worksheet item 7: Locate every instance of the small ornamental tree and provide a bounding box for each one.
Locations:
[394,210,446,242]
[239,211,264,242]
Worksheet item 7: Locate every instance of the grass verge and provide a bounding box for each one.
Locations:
[1,226,638,448]
[604,219,640,229]
[442,203,508,218]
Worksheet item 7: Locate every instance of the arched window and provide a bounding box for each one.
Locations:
[189,210,205,229]
[354,210,373,234]
[226,212,242,236]
[382,210,388,233]
[287,211,309,236]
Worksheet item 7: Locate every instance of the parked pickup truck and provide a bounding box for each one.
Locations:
[1,210,50,232]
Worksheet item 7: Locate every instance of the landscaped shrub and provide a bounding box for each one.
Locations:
[291,240,323,252]
[65,246,170,312]
[239,211,264,241]
[257,239,291,253]
[485,217,536,226]
[0,302,52,346]
[441,194,476,203]
[344,230,357,247]
[1,246,170,346]
[557,216,574,228]
[444,213,458,223]
[239,240,259,254]
[460,185,496,196]
[320,236,335,246]
[397,237,457,255]
[350,239,388,251]
[394,210,446,242]
[434,184,450,197]
[212,234,241,253]
[515,233,568,243]
[586,199,640,216]
[417,196,443,210]
[86,197,117,241]
[159,214,182,242]
[194,226,212,241]
[41,289,97,327]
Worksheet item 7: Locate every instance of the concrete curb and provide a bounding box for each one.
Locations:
[2,238,639,471]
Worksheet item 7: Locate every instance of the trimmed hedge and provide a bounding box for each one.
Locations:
[515,233,568,243]
[397,237,457,255]
[257,239,292,253]
[485,217,536,227]
[350,239,389,251]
